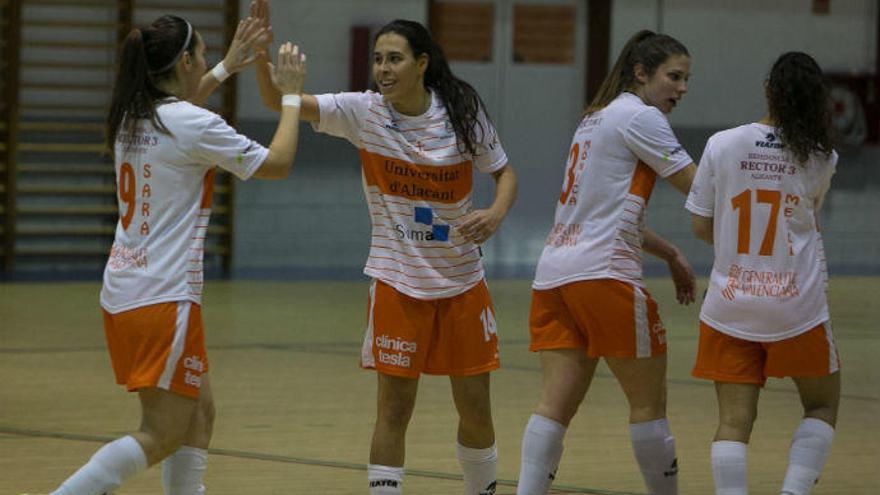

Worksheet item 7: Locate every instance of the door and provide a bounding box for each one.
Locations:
[438,0,587,275]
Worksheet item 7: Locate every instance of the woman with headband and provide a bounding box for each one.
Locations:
[47,14,305,495]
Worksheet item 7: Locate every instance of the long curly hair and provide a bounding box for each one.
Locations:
[374,20,490,157]
[766,52,834,163]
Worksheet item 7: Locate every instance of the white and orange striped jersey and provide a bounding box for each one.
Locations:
[100,100,268,313]
[533,92,692,290]
[686,123,837,341]
[312,90,507,300]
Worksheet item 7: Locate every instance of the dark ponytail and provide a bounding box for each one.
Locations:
[766,52,834,164]
[375,20,488,157]
[585,30,689,115]
[106,15,196,154]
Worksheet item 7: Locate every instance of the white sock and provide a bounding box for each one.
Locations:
[162,446,208,495]
[457,442,498,495]
[711,441,748,495]
[780,418,834,495]
[368,463,404,495]
[516,414,566,495]
[630,418,678,495]
[51,435,148,495]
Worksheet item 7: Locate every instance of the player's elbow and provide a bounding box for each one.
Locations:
[667,163,696,195]
[691,215,713,245]
[269,166,291,180]
[696,230,713,245]
[253,154,293,180]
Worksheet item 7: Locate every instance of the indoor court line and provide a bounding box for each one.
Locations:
[1,342,876,403]
[0,426,645,495]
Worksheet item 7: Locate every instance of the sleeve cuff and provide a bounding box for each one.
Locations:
[237,147,270,181]
[685,200,713,217]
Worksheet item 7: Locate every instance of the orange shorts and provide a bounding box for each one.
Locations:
[529,279,666,358]
[103,301,208,399]
[692,320,840,386]
[361,279,500,378]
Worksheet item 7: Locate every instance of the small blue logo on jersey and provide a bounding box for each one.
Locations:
[414,206,450,241]
[414,206,432,225]
[387,206,451,242]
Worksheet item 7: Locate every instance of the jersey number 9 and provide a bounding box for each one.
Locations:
[118,162,137,231]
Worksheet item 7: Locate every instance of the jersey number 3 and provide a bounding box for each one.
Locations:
[559,141,591,205]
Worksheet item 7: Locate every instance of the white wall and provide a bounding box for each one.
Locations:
[229,0,880,277]
[240,0,878,127]
[612,0,878,127]
[444,0,587,270]
[236,0,428,120]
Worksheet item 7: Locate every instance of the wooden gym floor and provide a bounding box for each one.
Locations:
[1,277,877,494]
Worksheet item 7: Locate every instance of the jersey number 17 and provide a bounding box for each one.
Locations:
[731,188,800,256]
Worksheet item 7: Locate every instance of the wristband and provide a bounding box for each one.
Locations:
[211,62,230,83]
[282,94,302,108]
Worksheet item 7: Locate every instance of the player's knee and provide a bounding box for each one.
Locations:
[536,398,579,426]
[143,427,187,459]
[629,401,666,423]
[719,404,758,436]
[198,397,216,429]
[187,397,216,442]
[378,400,415,428]
[458,402,493,429]
[804,404,837,427]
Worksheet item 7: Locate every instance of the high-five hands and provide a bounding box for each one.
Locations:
[221,17,271,74]
[249,0,274,58]
[269,42,306,96]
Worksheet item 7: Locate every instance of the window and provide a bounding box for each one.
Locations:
[430,1,494,62]
[513,4,575,64]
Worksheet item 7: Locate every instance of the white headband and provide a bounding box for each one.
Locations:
[150,20,193,74]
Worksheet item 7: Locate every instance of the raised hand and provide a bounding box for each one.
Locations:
[269,42,306,96]
[221,17,270,74]
[250,0,271,23]
[249,0,273,57]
